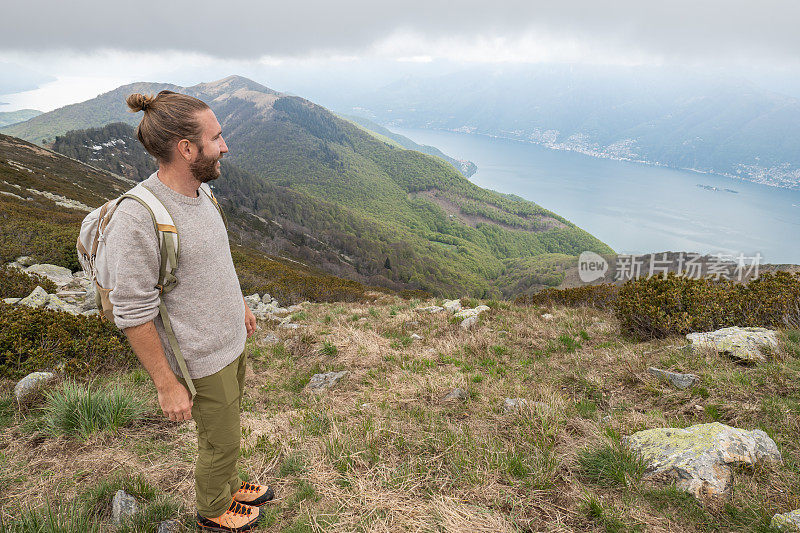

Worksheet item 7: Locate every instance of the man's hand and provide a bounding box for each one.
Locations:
[244,297,257,337]
[157,381,193,422]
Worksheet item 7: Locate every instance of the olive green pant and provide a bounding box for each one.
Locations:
[178,350,246,518]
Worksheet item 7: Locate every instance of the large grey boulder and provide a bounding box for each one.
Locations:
[623,422,782,501]
[772,510,800,531]
[647,367,700,390]
[686,326,779,363]
[307,371,349,393]
[112,490,138,525]
[25,264,74,287]
[18,286,49,308]
[14,371,56,402]
[44,294,80,315]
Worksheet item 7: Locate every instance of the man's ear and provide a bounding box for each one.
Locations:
[176,139,194,162]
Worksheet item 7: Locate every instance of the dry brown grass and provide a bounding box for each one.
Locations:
[1,295,798,531]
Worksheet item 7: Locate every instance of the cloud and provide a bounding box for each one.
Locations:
[2,0,800,66]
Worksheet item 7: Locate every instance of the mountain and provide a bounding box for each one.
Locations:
[0,133,382,303]
[0,109,41,128]
[343,64,800,189]
[341,114,477,177]
[3,75,613,298]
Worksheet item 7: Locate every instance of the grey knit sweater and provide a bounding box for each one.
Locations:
[104,172,246,379]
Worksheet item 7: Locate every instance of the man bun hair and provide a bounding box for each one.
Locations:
[126,93,155,113]
[126,90,210,163]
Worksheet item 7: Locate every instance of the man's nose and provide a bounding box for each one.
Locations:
[220,136,229,153]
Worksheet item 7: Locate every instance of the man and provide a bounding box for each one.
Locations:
[104,90,273,532]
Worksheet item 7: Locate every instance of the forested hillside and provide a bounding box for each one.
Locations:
[8,75,613,297]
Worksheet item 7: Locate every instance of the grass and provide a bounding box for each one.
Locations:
[40,380,147,438]
[2,292,799,531]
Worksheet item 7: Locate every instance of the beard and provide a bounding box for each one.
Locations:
[190,146,221,183]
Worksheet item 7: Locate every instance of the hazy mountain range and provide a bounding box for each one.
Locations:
[342,64,800,189]
[0,75,612,297]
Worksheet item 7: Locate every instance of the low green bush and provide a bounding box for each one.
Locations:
[0,265,58,297]
[0,303,133,378]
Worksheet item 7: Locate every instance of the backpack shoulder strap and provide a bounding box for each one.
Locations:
[198,183,228,230]
[118,183,195,399]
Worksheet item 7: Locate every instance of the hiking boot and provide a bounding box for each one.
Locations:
[233,481,275,506]
[196,499,260,532]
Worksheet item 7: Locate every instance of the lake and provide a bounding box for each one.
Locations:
[390,127,800,265]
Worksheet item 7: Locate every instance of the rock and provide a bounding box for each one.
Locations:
[279,322,300,330]
[14,371,56,402]
[460,315,478,329]
[503,398,549,413]
[6,262,23,270]
[81,310,99,317]
[307,371,349,392]
[453,305,490,320]
[44,294,81,315]
[15,256,35,267]
[3,298,20,305]
[442,299,462,313]
[80,284,97,311]
[647,367,700,390]
[287,304,304,312]
[157,519,182,533]
[112,490,138,526]
[772,510,800,531]
[24,264,75,287]
[252,303,275,320]
[410,333,423,340]
[542,313,554,320]
[686,326,779,363]
[443,388,468,402]
[259,333,280,345]
[18,286,49,308]
[416,305,444,313]
[244,293,261,309]
[261,293,273,304]
[622,422,782,501]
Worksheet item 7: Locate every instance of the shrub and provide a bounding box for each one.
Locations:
[0,303,134,378]
[0,265,58,297]
[615,271,800,340]
[515,283,617,308]
[41,380,147,438]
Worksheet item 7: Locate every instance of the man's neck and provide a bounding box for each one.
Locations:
[156,166,201,197]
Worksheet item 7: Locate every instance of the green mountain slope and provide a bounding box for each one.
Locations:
[6,75,614,297]
[0,109,41,128]
[341,114,477,177]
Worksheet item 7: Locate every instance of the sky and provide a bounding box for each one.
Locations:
[2,0,800,111]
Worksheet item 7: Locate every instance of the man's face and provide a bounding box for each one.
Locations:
[189,108,228,183]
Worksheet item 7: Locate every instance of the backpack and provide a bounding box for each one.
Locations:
[76,181,227,398]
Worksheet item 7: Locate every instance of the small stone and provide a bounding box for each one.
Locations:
[112,490,138,526]
[44,294,81,315]
[24,264,75,287]
[542,313,554,320]
[648,367,700,390]
[307,371,349,392]
[416,305,444,313]
[261,293,272,304]
[15,256,35,267]
[442,299,462,313]
[244,293,261,309]
[3,298,20,305]
[460,315,478,329]
[157,519,182,533]
[259,333,280,345]
[81,309,99,317]
[503,398,528,412]
[410,333,423,340]
[622,422,782,501]
[18,286,49,308]
[14,372,56,402]
[453,305,490,320]
[772,509,800,531]
[443,388,468,402]
[279,322,300,329]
